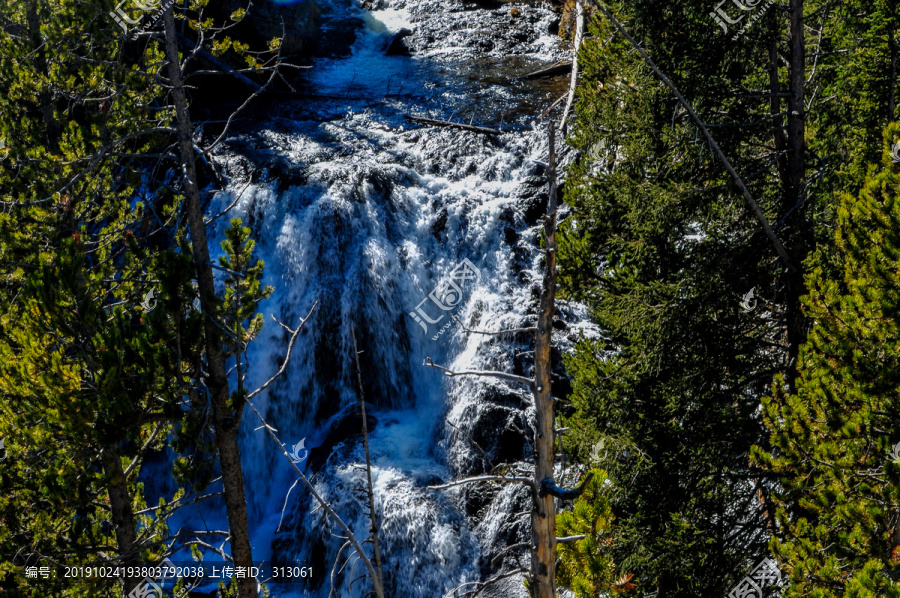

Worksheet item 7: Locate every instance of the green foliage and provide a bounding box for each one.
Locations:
[558,5,784,594]
[0,0,278,593]
[218,218,273,412]
[754,124,900,597]
[220,218,273,359]
[556,469,618,597]
[558,0,900,594]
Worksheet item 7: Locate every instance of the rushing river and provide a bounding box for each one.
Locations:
[179,1,586,596]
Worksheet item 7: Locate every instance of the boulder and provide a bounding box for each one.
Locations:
[385,28,413,56]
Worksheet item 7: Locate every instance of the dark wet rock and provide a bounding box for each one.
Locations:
[307,407,379,471]
[547,16,561,35]
[450,400,529,478]
[386,28,414,55]
[519,191,546,226]
[432,208,449,239]
[316,16,366,57]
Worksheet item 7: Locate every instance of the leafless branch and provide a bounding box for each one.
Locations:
[441,568,528,598]
[404,115,501,135]
[423,357,534,389]
[244,401,384,598]
[452,314,537,337]
[329,541,352,598]
[490,541,532,566]
[246,300,319,401]
[276,479,300,533]
[428,475,533,491]
[560,0,585,129]
[556,535,586,544]
[205,178,254,226]
[124,422,165,477]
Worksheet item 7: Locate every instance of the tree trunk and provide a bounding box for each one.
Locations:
[783,0,807,394]
[351,328,385,595]
[162,7,258,598]
[101,448,141,595]
[531,123,560,598]
[560,0,585,130]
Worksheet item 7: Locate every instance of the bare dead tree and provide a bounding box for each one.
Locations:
[425,122,590,598]
[350,326,385,594]
[560,0,586,130]
[404,115,502,135]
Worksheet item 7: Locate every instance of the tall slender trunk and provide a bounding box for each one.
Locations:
[768,41,789,187]
[784,0,807,394]
[889,24,897,121]
[560,0,585,131]
[351,328,385,594]
[531,123,560,598]
[101,448,141,595]
[162,7,257,598]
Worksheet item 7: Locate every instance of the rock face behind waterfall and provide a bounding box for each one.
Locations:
[211,0,363,57]
[195,1,594,597]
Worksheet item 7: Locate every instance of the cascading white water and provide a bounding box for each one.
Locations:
[194,1,583,596]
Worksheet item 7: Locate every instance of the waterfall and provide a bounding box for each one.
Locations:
[181,1,585,596]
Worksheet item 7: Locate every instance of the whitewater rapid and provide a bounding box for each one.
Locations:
[176,1,589,596]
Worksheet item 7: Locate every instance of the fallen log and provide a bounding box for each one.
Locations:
[403,115,502,135]
[522,62,573,80]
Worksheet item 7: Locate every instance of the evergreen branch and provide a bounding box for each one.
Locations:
[0,127,177,208]
[587,0,796,272]
[132,492,225,516]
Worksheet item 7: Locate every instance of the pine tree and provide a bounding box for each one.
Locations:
[0,1,279,595]
[0,1,195,594]
[556,469,620,597]
[558,0,900,594]
[754,123,900,596]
